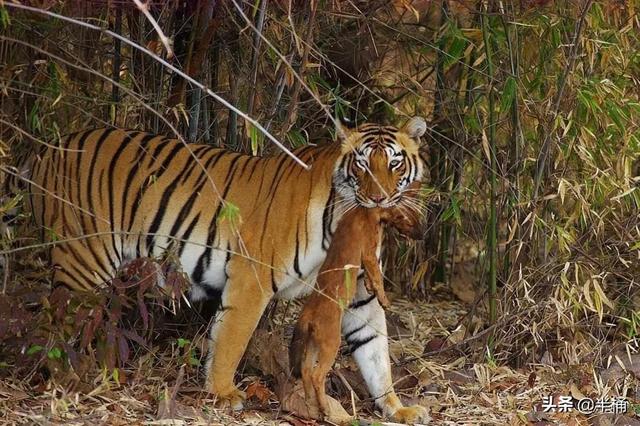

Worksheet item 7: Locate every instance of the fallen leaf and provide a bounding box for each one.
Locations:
[280,379,352,424]
[424,337,447,353]
[246,380,274,404]
[527,372,537,388]
[569,383,586,400]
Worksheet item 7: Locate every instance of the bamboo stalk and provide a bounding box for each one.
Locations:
[246,0,269,119]
[209,39,221,145]
[481,2,498,337]
[109,4,122,125]
[427,0,461,290]
[499,2,521,277]
[226,27,241,149]
[532,0,594,199]
[281,0,318,137]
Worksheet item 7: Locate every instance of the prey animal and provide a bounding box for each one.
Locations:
[289,199,422,419]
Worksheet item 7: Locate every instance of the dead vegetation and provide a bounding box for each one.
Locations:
[1,0,640,424]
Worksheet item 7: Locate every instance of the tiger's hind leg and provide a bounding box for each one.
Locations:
[205,257,273,410]
[49,243,116,292]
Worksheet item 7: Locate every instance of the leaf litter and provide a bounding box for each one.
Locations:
[0,250,638,425]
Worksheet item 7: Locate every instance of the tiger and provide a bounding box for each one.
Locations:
[9,116,429,423]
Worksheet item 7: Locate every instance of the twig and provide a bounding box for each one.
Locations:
[2,252,9,294]
[334,369,361,403]
[131,0,174,59]
[4,3,309,169]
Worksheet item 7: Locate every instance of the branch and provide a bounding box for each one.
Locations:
[131,0,174,59]
[5,2,309,170]
[228,0,335,128]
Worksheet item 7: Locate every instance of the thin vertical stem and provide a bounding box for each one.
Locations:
[226,28,241,149]
[209,38,220,144]
[281,0,317,137]
[482,2,498,335]
[188,87,202,142]
[532,0,594,199]
[247,0,268,119]
[499,3,521,276]
[423,0,450,291]
[109,4,122,124]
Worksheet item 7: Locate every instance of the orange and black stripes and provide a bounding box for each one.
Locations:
[25,128,342,291]
[24,120,425,295]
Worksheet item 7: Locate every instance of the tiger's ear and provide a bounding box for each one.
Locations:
[335,116,355,142]
[402,116,427,140]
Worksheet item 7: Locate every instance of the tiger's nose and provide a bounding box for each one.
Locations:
[370,195,385,203]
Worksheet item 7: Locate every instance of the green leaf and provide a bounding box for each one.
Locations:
[47,347,63,360]
[340,268,353,310]
[0,6,10,30]
[444,36,467,67]
[606,100,628,132]
[248,124,264,156]
[188,353,201,367]
[44,227,60,242]
[47,62,62,98]
[286,129,307,148]
[441,195,462,226]
[550,26,561,49]
[311,73,333,92]
[28,104,41,133]
[629,134,640,151]
[442,21,469,68]
[177,338,190,349]
[217,202,241,226]
[27,345,44,356]
[464,114,481,133]
[500,77,517,112]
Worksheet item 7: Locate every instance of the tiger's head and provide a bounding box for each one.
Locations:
[334,116,427,208]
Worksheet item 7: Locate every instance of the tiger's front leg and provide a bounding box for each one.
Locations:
[342,279,430,424]
[205,258,272,410]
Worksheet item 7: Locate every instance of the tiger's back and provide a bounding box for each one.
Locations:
[29,128,341,293]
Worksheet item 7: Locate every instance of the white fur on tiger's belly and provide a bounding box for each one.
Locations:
[180,239,228,302]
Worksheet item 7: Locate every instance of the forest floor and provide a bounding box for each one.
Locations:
[0,264,638,425]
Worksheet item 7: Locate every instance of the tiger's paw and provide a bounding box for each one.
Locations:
[212,387,246,411]
[389,405,431,424]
